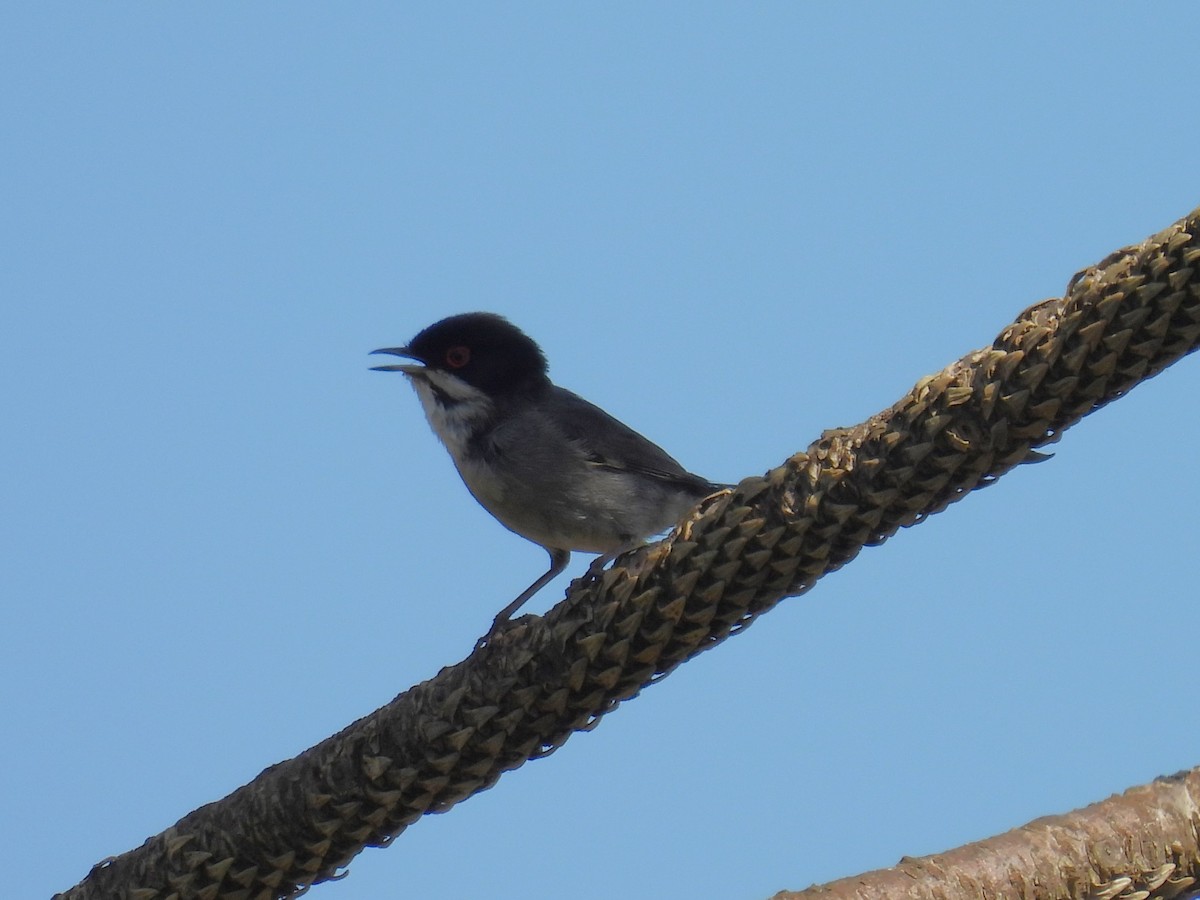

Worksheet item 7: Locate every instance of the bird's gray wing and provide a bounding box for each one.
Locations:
[544,386,719,494]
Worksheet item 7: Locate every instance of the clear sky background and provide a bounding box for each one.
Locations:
[5,5,1199,899]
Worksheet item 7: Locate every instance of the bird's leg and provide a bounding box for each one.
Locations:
[583,538,643,580]
[477,547,571,648]
[584,551,616,579]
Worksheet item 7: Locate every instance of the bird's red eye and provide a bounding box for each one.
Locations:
[445,346,470,368]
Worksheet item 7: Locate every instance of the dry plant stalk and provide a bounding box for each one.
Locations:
[58,206,1200,900]
[772,767,1200,900]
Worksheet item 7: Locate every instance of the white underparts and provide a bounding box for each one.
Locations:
[407,370,494,463]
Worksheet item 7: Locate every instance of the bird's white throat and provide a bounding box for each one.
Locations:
[407,370,494,461]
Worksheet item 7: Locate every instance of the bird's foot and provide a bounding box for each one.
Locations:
[474,612,538,650]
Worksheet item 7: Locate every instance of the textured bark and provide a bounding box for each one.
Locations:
[57,206,1200,900]
[772,768,1200,900]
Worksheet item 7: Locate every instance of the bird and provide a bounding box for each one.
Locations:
[371,312,725,645]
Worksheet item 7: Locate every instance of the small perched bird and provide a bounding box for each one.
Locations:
[372,312,725,644]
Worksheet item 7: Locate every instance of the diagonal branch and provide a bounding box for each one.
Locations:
[772,766,1200,900]
[57,206,1200,900]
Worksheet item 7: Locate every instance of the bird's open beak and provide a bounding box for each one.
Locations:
[370,347,426,375]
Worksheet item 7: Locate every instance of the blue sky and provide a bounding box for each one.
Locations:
[5,5,1199,899]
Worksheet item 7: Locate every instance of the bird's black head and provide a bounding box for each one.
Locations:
[376,312,549,396]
